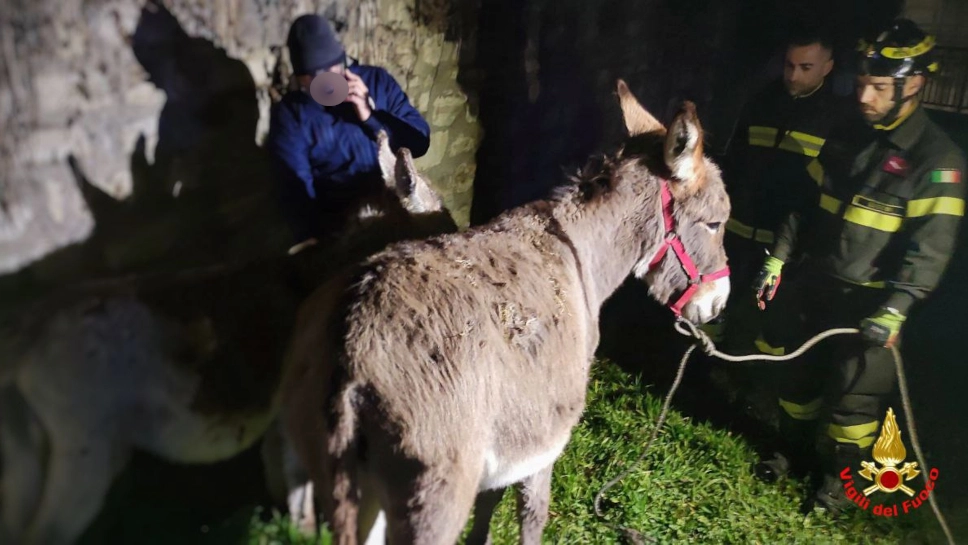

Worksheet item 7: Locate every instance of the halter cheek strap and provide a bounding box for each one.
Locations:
[647,180,731,317]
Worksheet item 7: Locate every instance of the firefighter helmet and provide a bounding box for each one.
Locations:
[858,19,939,78]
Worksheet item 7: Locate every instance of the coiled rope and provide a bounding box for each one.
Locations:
[593,318,955,545]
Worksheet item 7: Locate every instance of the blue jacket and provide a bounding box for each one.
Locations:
[266,63,430,241]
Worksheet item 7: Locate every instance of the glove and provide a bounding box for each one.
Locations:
[860,307,906,348]
[753,256,784,310]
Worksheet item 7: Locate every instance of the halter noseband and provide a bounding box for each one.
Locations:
[647,180,730,317]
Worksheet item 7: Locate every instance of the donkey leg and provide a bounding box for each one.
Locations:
[357,471,385,545]
[273,424,316,535]
[465,488,505,545]
[515,464,553,545]
[23,438,129,545]
[385,467,479,545]
[0,388,47,542]
[260,419,288,507]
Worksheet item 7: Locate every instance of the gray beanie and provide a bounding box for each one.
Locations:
[287,15,346,76]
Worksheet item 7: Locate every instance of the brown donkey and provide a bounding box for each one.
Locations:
[282,79,731,544]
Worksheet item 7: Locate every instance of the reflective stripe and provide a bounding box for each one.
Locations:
[843,205,903,232]
[779,397,823,421]
[755,335,785,356]
[807,158,824,186]
[819,193,841,214]
[779,131,824,157]
[725,218,775,244]
[834,275,887,289]
[907,196,966,218]
[881,35,935,59]
[749,126,777,147]
[789,131,825,147]
[748,126,824,157]
[827,421,879,448]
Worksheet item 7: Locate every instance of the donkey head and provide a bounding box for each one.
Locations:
[375,131,456,234]
[616,80,730,324]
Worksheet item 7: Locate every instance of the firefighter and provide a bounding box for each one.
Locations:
[710,30,855,353]
[752,19,966,513]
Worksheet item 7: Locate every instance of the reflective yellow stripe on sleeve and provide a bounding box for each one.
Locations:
[907,196,966,218]
[780,131,824,157]
[749,126,824,157]
[725,218,775,244]
[819,193,841,214]
[807,158,824,185]
[748,126,778,147]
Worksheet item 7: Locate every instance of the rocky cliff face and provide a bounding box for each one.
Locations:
[0,0,899,285]
[0,0,478,281]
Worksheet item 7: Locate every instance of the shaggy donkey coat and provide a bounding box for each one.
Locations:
[282,80,732,544]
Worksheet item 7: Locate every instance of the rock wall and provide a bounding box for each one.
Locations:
[0,0,478,282]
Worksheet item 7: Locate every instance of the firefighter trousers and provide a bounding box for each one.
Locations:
[759,270,898,475]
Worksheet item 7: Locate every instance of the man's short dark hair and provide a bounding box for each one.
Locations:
[788,29,835,54]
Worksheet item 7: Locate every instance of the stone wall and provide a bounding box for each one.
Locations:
[0,0,478,283]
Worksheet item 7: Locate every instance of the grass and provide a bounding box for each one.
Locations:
[240,360,941,545]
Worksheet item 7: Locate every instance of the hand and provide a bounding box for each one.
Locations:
[860,307,906,348]
[753,256,784,310]
[344,70,372,121]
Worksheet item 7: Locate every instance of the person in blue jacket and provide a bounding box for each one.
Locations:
[267,14,431,252]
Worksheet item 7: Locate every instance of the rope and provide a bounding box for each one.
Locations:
[593,318,955,545]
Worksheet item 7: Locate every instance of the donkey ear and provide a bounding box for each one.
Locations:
[393,147,418,197]
[377,130,396,188]
[664,100,706,189]
[616,79,665,137]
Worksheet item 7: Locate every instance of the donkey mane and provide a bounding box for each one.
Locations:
[550,131,673,209]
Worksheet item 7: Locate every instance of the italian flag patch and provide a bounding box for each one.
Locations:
[931,169,962,183]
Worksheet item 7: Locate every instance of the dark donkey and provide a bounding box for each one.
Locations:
[0,133,455,545]
[282,79,731,544]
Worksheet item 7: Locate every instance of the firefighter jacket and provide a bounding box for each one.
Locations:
[722,80,855,245]
[773,105,967,315]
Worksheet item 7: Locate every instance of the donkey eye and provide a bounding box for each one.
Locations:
[705,221,722,232]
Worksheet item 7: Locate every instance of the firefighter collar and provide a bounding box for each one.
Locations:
[882,104,928,151]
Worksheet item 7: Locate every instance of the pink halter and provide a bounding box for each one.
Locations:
[647,180,730,317]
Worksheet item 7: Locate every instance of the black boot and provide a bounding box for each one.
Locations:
[754,416,819,483]
[809,443,871,516]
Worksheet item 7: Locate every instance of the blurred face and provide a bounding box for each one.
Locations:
[856,75,923,124]
[783,43,834,97]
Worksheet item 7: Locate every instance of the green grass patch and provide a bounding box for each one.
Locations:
[247,360,940,544]
[477,360,939,544]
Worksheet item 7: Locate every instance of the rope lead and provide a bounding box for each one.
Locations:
[593,318,955,545]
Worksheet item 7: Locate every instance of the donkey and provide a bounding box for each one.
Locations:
[0,133,456,545]
[281,79,731,545]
